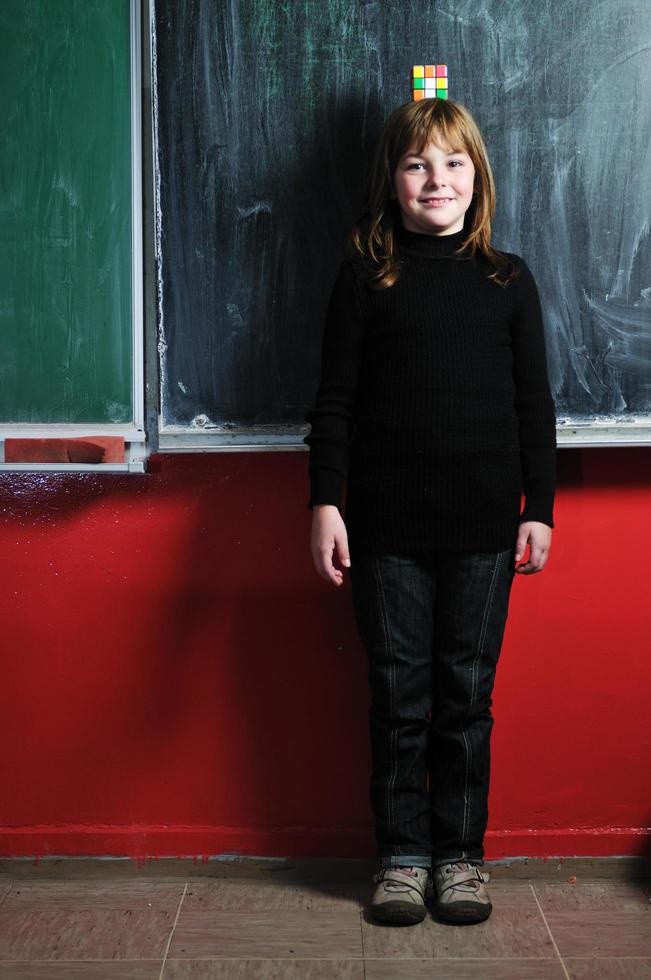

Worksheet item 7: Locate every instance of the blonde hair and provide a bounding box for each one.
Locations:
[347,98,519,289]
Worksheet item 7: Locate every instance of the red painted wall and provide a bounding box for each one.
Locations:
[1,449,649,862]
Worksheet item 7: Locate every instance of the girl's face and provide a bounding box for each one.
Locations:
[392,139,476,236]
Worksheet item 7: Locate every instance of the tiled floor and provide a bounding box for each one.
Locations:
[0,858,649,978]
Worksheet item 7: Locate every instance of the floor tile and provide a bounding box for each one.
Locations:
[0,964,160,979]
[366,960,567,979]
[545,911,651,957]
[362,906,554,958]
[169,910,362,959]
[182,877,360,911]
[3,880,183,912]
[467,881,539,907]
[533,880,651,912]
[0,857,644,881]
[486,860,648,881]
[0,861,646,980]
[163,961,365,979]
[0,910,173,960]
[0,859,368,881]
[564,959,651,979]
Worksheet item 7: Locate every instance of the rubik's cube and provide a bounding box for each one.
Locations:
[412,65,448,100]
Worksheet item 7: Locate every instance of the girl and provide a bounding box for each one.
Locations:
[303,98,556,926]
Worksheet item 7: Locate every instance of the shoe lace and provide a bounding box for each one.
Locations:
[373,866,428,891]
[439,861,486,891]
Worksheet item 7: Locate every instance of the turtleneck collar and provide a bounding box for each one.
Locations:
[395,214,470,260]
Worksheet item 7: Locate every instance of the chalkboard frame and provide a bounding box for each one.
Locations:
[155,425,651,453]
[0,0,145,473]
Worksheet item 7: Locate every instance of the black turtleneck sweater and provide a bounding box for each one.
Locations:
[303,218,557,557]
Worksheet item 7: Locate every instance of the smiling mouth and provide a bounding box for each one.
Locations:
[421,198,453,205]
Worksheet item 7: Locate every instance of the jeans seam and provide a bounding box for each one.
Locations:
[461,549,505,852]
[372,555,398,850]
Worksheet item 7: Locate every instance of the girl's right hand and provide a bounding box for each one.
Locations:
[310,504,351,587]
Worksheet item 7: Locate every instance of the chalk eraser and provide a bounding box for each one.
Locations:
[4,436,125,464]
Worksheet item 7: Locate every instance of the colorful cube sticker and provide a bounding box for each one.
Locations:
[412,64,448,100]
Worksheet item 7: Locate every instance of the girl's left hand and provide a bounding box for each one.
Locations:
[514,521,552,574]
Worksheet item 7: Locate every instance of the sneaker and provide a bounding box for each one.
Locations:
[370,865,430,924]
[431,861,492,923]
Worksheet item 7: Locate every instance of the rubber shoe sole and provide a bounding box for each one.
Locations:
[436,897,492,923]
[372,900,427,925]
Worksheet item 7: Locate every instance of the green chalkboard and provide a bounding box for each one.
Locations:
[0,0,133,424]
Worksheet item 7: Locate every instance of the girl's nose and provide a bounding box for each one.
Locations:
[426,171,446,185]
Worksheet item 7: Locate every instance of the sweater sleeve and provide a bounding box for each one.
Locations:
[303,259,367,512]
[510,256,557,528]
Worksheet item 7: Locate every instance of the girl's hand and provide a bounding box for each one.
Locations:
[514,521,552,574]
[310,504,351,587]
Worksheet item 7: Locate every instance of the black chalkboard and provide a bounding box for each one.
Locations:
[152,0,651,442]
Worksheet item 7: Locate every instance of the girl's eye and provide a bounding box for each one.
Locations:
[406,160,463,170]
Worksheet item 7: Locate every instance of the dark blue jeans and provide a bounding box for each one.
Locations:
[349,546,516,871]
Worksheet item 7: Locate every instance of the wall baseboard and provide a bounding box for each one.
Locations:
[0,826,651,877]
